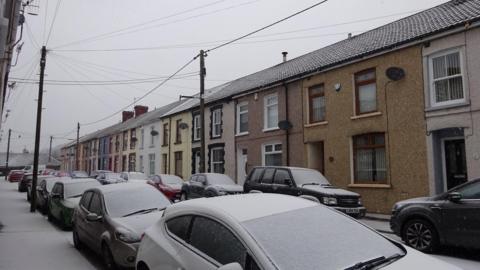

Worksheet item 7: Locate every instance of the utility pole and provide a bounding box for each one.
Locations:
[199,50,206,173]
[6,129,11,172]
[48,135,53,162]
[31,46,46,213]
[75,122,80,170]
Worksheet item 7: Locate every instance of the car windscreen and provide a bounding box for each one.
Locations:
[128,172,148,180]
[64,181,101,198]
[104,186,171,218]
[290,169,330,186]
[161,175,183,185]
[71,171,89,178]
[105,173,121,179]
[45,179,57,192]
[207,174,234,185]
[242,206,404,270]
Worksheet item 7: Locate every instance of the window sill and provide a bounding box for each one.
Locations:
[211,135,222,139]
[235,132,249,137]
[174,141,182,145]
[304,121,328,128]
[263,127,280,133]
[425,101,470,112]
[350,111,382,120]
[348,184,391,189]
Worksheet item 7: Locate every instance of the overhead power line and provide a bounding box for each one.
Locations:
[45,0,62,46]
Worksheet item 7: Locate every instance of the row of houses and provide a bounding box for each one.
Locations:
[62,0,480,213]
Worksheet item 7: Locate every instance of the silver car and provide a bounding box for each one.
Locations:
[72,183,171,269]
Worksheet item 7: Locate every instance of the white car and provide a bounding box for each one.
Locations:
[136,194,458,270]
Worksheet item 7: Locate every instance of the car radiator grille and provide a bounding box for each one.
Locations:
[338,197,359,207]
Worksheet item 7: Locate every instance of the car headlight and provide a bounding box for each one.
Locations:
[321,197,337,205]
[358,197,362,206]
[115,228,141,243]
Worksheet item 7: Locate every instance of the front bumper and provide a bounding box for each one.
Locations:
[389,211,401,236]
[110,239,139,268]
[333,206,366,218]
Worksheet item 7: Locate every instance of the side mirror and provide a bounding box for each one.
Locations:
[51,193,61,199]
[284,178,292,186]
[448,192,462,203]
[86,213,102,222]
[217,263,243,270]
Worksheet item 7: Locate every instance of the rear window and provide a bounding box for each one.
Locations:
[249,169,264,183]
[64,181,101,198]
[261,169,275,184]
[166,216,192,241]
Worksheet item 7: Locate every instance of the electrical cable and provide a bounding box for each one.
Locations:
[45,0,62,46]
[42,0,49,44]
[25,21,40,50]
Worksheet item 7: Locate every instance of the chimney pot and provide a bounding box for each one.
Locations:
[134,105,149,118]
[282,51,288,63]
[122,111,134,122]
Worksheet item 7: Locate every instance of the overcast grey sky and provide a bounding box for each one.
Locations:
[1,0,448,153]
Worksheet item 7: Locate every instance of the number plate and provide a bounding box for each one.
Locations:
[346,208,360,214]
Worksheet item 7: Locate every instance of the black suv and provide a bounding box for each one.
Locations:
[244,166,366,218]
[390,178,480,252]
[181,173,243,200]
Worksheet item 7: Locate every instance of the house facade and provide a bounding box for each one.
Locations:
[423,26,480,194]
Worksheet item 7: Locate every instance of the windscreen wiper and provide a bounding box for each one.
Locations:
[122,207,158,217]
[345,253,405,270]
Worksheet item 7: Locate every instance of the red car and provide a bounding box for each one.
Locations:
[148,174,183,201]
[8,170,25,182]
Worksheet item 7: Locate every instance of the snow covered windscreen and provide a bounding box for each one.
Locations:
[207,174,235,185]
[290,168,330,186]
[242,205,404,270]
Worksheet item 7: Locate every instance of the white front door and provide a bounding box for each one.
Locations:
[237,149,248,185]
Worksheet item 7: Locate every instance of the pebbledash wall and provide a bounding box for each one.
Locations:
[302,45,429,214]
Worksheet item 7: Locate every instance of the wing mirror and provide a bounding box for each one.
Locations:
[448,192,462,203]
[51,193,62,199]
[86,213,103,222]
[217,262,243,270]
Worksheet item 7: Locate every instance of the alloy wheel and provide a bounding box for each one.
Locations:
[404,220,436,252]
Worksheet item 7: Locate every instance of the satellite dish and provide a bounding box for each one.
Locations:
[278,120,292,130]
[386,67,405,81]
[179,122,189,130]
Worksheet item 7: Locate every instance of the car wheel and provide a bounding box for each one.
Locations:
[402,219,438,253]
[102,244,117,270]
[180,192,188,201]
[73,226,83,250]
[59,212,67,230]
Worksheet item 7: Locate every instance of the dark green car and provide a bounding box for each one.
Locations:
[48,178,101,229]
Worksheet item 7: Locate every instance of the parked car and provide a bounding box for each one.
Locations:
[244,166,366,218]
[90,170,113,179]
[18,173,32,192]
[54,171,71,177]
[36,177,65,214]
[181,173,243,200]
[7,170,24,182]
[148,174,183,201]
[72,183,171,269]
[136,193,457,270]
[70,171,89,178]
[26,175,51,201]
[390,178,480,252]
[97,172,126,185]
[48,178,101,228]
[120,171,149,182]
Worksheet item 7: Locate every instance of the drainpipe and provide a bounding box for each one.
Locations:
[168,117,172,174]
[283,82,290,166]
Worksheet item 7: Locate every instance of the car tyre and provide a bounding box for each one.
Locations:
[73,226,83,250]
[402,219,438,253]
[47,209,54,222]
[180,192,188,201]
[102,243,117,270]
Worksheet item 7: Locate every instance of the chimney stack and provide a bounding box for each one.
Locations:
[282,51,288,63]
[122,111,134,122]
[134,105,149,118]
[348,33,352,39]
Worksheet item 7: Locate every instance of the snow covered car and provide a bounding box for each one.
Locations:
[35,177,67,214]
[97,172,126,185]
[180,173,243,200]
[72,183,171,270]
[47,178,101,228]
[244,166,366,218]
[136,194,458,270]
[120,171,149,182]
[148,174,184,201]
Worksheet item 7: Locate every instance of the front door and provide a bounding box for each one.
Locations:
[237,149,248,185]
[444,139,467,190]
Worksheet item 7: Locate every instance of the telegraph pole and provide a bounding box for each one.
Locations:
[199,50,206,173]
[75,122,80,170]
[5,129,11,172]
[31,46,46,212]
[48,135,53,162]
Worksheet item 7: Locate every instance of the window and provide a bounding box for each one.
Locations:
[264,94,278,130]
[150,126,155,147]
[355,69,377,115]
[163,123,169,146]
[80,191,93,209]
[115,135,119,152]
[210,147,224,173]
[193,114,201,141]
[149,154,155,176]
[263,143,282,166]
[236,102,248,134]
[88,193,102,215]
[139,155,144,173]
[176,119,182,143]
[353,133,386,184]
[166,216,192,242]
[140,129,145,149]
[189,216,247,268]
[274,169,291,185]
[130,128,136,150]
[261,168,275,184]
[162,154,168,174]
[429,50,465,106]
[250,168,264,183]
[457,182,480,200]
[122,131,128,151]
[175,151,183,177]
[309,84,326,123]
[212,109,222,138]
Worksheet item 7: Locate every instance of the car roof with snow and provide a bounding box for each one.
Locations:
[90,182,152,194]
[55,178,97,185]
[165,193,319,222]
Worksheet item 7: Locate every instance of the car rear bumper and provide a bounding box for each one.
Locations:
[333,206,366,218]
